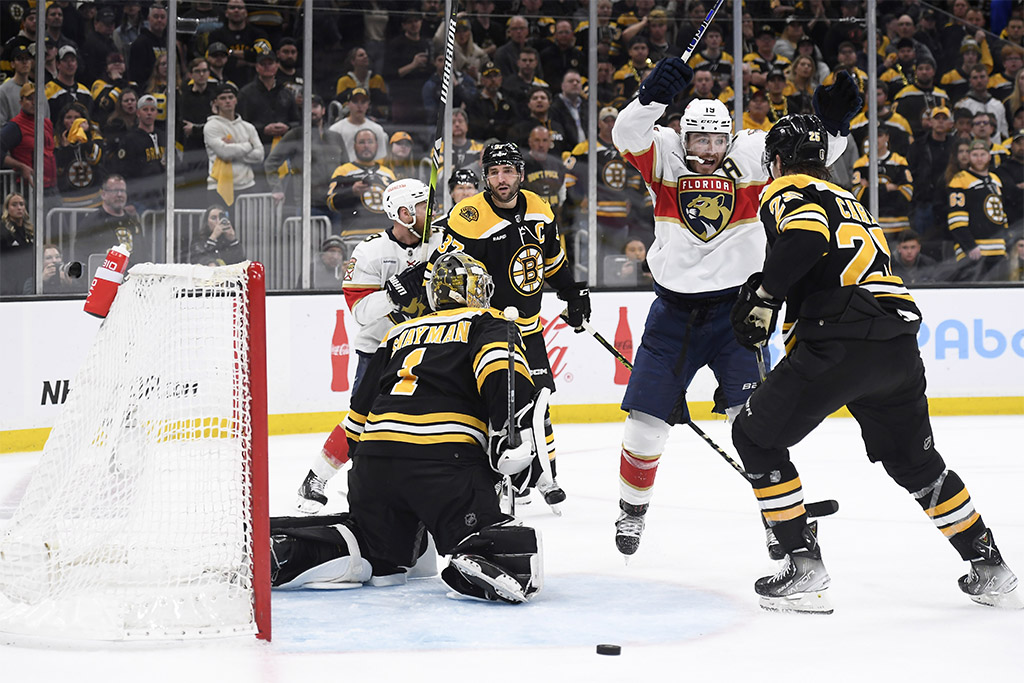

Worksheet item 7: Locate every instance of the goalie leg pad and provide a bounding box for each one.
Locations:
[271,516,372,589]
[448,523,543,599]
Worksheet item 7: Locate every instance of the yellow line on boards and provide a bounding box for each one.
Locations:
[2,397,1022,454]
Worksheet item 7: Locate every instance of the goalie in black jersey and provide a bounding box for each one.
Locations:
[271,252,545,604]
[729,114,1020,614]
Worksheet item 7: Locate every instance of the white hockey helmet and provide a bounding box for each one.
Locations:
[679,98,734,162]
[383,178,431,228]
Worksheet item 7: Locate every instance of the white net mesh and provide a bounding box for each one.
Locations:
[0,263,258,640]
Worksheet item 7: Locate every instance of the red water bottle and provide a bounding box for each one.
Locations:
[83,244,130,319]
[330,309,350,392]
[613,306,633,385]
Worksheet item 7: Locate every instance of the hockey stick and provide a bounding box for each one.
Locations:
[422,0,460,261]
[503,305,520,517]
[564,312,839,519]
[680,0,727,62]
[754,346,768,382]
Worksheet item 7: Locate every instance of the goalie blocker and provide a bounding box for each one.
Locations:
[271,515,542,604]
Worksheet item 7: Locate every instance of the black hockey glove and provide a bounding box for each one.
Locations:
[384,262,427,310]
[812,70,863,137]
[557,282,591,331]
[637,58,693,106]
[730,273,783,351]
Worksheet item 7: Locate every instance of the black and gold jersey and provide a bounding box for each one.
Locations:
[892,84,949,137]
[852,151,914,235]
[946,170,1009,260]
[759,174,921,353]
[564,139,643,219]
[427,189,576,337]
[343,307,535,462]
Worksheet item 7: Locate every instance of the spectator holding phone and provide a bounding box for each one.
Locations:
[189,205,245,266]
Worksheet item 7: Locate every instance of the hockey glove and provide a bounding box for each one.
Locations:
[637,58,693,106]
[384,262,427,311]
[812,70,863,137]
[730,273,783,350]
[557,282,591,331]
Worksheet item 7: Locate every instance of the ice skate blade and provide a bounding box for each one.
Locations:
[303,581,363,590]
[450,556,527,604]
[294,496,325,515]
[967,587,1024,609]
[759,590,833,614]
[547,502,563,516]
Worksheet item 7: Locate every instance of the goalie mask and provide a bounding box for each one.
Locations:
[428,251,494,311]
[383,178,430,229]
[679,98,734,169]
[762,114,828,178]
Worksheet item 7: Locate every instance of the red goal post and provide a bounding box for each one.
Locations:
[0,262,270,642]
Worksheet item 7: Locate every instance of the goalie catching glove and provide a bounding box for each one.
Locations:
[558,282,591,331]
[637,58,693,106]
[730,272,783,350]
[385,262,427,311]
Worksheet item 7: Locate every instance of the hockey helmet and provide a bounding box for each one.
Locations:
[382,178,430,228]
[428,251,494,311]
[481,142,525,174]
[679,98,734,162]
[761,114,828,178]
[448,167,480,192]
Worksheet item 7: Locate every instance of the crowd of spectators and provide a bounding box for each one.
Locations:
[1,0,1023,295]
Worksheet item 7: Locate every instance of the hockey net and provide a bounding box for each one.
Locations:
[0,262,270,641]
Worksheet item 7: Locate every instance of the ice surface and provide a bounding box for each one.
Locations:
[1,416,1021,681]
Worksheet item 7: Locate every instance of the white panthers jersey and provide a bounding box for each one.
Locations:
[342,228,442,354]
[612,98,846,294]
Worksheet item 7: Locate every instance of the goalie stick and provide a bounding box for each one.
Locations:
[564,312,839,520]
[422,0,461,261]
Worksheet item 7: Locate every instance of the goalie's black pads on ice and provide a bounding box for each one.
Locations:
[557,282,591,331]
[812,70,862,137]
[730,272,782,350]
[441,523,543,603]
[270,513,372,589]
[637,58,693,106]
[385,262,428,310]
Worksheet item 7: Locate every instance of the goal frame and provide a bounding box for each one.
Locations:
[247,262,271,642]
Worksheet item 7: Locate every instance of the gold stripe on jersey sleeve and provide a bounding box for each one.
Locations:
[473,342,532,386]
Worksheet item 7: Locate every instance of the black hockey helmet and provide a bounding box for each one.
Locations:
[762,114,829,178]
[448,167,480,191]
[481,142,525,174]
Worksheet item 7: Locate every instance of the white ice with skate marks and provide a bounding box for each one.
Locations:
[1,417,1022,680]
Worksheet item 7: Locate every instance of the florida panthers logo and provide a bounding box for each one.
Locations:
[677,176,735,241]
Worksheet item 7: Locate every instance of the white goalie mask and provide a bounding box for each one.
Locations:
[383,178,431,229]
[679,98,734,167]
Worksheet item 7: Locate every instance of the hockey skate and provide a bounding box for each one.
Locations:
[756,523,832,614]
[537,476,566,515]
[445,554,528,604]
[615,500,647,557]
[959,529,1023,609]
[295,469,328,514]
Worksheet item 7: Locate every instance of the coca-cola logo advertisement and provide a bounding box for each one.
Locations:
[540,315,571,382]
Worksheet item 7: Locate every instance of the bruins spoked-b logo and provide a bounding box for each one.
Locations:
[677,175,735,242]
[509,244,544,296]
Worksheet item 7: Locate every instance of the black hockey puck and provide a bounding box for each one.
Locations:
[596,644,621,656]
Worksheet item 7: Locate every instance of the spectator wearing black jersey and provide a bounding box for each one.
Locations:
[127,3,166,86]
[909,106,957,252]
[207,0,271,88]
[382,12,432,127]
[237,43,299,154]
